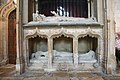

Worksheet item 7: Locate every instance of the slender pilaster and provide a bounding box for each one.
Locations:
[100,37,104,70]
[16,0,20,74]
[88,0,91,18]
[0,17,6,65]
[26,39,29,66]
[0,18,3,63]
[73,37,78,68]
[91,0,94,18]
[47,37,53,69]
[35,0,38,12]
[23,0,28,24]
[16,0,24,74]
[97,38,103,70]
[97,0,103,23]
[23,39,27,68]
[3,20,8,63]
[106,0,116,74]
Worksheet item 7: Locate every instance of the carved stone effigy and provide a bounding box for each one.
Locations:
[30,50,73,70]
[29,51,48,69]
[30,50,97,66]
[53,50,73,64]
[30,50,73,64]
[78,50,97,63]
[30,51,48,63]
[33,11,46,21]
[32,11,96,22]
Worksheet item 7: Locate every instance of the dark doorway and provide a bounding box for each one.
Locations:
[8,9,16,64]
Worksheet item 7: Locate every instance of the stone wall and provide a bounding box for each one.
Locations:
[115,0,120,33]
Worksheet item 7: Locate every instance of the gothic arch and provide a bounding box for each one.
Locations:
[0,0,16,65]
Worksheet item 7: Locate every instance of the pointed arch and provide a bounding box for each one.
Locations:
[0,0,16,65]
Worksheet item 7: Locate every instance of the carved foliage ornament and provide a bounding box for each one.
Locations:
[24,27,47,39]
[24,27,102,40]
[78,27,103,39]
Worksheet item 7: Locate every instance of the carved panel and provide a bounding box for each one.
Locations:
[24,25,103,72]
[24,26,103,40]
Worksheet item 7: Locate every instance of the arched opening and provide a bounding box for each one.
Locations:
[78,36,98,53]
[28,36,48,69]
[8,9,16,64]
[78,35,98,63]
[29,36,48,59]
[53,35,73,68]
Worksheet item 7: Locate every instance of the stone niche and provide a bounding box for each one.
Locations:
[78,36,99,71]
[28,37,48,70]
[53,35,73,70]
[78,36,98,53]
[23,16,103,73]
[29,37,48,54]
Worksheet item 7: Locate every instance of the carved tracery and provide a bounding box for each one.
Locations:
[24,27,102,40]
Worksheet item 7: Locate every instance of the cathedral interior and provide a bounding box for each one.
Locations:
[0,0,120,80]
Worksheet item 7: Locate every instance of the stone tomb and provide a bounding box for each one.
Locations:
[23,15,103,72]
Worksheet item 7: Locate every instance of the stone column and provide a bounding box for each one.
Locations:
[106,0,116,74]
[3,19,8,64]
[0,17,7,65]
[73,37,78,68]
[16,0,20,74]
[98,37,104,70]
[26,39,29,67]
[0,18,3,64]
[35,0,38,12]
[47,37,53,70]
[23,0,28,24]
[91,0,94,18]
[16,0,24,74]
[97,0,103,24]
[88,0,91,18]
[101,37,104,69]
[23,39,27,68]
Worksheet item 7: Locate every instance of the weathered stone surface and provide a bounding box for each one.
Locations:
[115,0,120,32]
[0,0,119,76]
[23,77,37,80]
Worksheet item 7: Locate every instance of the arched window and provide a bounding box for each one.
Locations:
[38,0,88,18]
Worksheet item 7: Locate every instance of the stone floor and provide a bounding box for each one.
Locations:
[0,64,120,80]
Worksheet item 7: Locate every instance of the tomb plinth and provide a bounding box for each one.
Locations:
[23,16,103,73]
